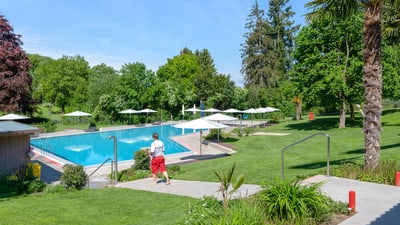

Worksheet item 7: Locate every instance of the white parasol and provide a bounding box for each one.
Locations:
[203,108,221,113]
[119,109,139,125]
[203,113,237,142]
[138,108,157,124]
[174,118,228,155]
[64,111,92,123]
[0,113,30,120]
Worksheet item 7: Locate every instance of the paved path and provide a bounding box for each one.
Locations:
[303,175,400,225]
[115,178,260,200]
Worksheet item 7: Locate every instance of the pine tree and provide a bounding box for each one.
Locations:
[267,0,299,77]
[241,2,275,88]
[0,15,34,114]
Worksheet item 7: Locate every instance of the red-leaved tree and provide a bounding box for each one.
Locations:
[0,15,35,114]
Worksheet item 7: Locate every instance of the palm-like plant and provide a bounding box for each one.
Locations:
[305,0,383,170]
[383,0,400,44]
[214,162,245,209]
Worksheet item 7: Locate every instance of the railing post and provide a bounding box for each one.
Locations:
[327,134,330,177]
[108,135,118,185]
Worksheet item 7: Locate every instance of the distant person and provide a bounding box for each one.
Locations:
[150,132,170,185]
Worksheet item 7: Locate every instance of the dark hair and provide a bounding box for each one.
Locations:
[152,132,159,139]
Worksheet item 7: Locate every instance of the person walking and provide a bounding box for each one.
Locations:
[150,132,170,185]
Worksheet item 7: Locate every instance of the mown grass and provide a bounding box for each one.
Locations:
[0,188,193,225]
[173,110,400,183]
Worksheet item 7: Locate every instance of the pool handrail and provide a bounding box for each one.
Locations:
[87,157,112,188]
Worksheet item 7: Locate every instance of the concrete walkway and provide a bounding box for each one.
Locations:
[303,175,400,225]
[115,178,260,200]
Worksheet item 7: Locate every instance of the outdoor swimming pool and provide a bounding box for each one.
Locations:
[30,125,195,166]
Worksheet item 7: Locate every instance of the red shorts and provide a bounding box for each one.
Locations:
[151,156,166,174]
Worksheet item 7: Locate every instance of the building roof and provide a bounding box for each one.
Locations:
[0,121,39,137]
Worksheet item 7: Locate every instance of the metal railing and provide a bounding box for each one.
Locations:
[87,157,112,188]
[281,132,330,179]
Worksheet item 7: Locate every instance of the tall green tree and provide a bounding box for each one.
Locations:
[241,2,275,88]
[241,1,299,108]
[194,49,216,102]
[267,0,300,77]
[157,49,199,116]
[0,15,35,114]
[29,54,54,103]
[115,62,155,110]
[306,0,383,169]
[293,14,363,128]
[36,55,90,113]
[88,63,118,110]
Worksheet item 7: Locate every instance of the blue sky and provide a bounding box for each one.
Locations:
[1,0,308,86]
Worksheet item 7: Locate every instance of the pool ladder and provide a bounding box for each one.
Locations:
[87,157,113,188]
[38,131,54,156]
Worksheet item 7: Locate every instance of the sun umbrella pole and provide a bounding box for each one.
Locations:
[239,114,242,136]
[200,130,202,155]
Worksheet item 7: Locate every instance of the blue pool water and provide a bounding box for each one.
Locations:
[30,125,195,166]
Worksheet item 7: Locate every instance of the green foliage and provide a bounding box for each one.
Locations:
[179,196,223,225]
[43,184,68,194]
[133,149,150,170]
[117,168,150,182]
[39,120,57,132]
[214,162,245,208]
[293,13,363,111]
[0,167,46,195]
[61,164,87,190]
[214,198,266,225]
[333,160,400,185]
[87,63,118,110]
[34,55,90,113]
[242,127,253,136]
[179,197,266,225]
[204,129,230,140]
[257,180,328,224]
[25,180,46,194]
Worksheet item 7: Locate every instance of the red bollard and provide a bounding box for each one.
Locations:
[395,172,400,186]
[349,190,356,212]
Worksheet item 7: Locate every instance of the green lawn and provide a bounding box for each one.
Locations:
[1,110,399,224]
[174,109,400,183]
[0,188,194,225]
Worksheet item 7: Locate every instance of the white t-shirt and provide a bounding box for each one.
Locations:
[150,139,164,157]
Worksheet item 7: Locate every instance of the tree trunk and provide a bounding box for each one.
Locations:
[363,3,382,170]
[350,104,355,121]
[339,96,346,128]
[295,102,302,120]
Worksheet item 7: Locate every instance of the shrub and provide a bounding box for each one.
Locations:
[61,164,87,190]
[44,184,68,194]
[333,160,400,185]
[25,180,46,194]
[133,149,150,170]
[215,162,245,208]
[179,196,223,225]
[167,165,181,175]
[257,180,328,224]
[213,198,266,225]
[117,168,151,181]
[0,168,46,194]
[40,120,57,132]
[179,197,266,225]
